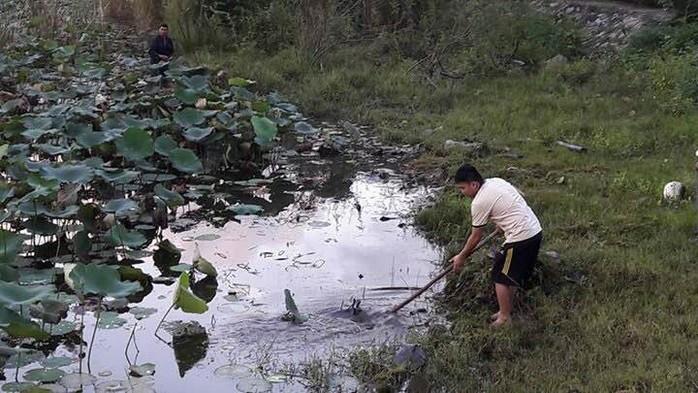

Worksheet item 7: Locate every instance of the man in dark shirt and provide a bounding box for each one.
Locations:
[149,23,174,64]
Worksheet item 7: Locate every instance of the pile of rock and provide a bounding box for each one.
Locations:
[534,0,672,52]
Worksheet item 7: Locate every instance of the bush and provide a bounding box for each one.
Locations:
[439,0,582,76]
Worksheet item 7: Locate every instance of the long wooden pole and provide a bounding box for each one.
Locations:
[389,231,498,313]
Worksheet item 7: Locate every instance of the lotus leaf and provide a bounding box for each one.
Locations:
[0,230,22,264]
[103,198,139,216]
[97,311,128,329]
[175,88,198,105]
[174,107,209,127]
[154,184,185,208]
[183,126,214,142]
[115,127,154,161]
[173,272,208,314]
[104,224,147,248]
[76,131,110,148]
[251,116,277,144]
[69,263,142,298]
[168,148,203,174]
[0,282,53,305]
[228,204,263,216]
[181,75,209,92]
[41,164,93,183]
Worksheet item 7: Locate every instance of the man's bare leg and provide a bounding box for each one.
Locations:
[492,283,513,326]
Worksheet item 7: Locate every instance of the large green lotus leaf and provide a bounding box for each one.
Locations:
[181,75,209,92]
[103,198,139,216]
[94,168,140,184]
[22,116,53,130]
[168,148,203,174]
[36,144,70,155]
[0,183,15,203]
[294,121,319,135]
[74,230,92,261]
[104,224,147,248]
[228,76,251,87]
[0,230,21,264]
[18,268,57,285]
[24,368,65,383]
[64,121,92,137]
[0,265,19,282]
[182,126,213,142]
[154,184,185,208]
[27,174,60,191]
[23,128,58,140]
[231,86,256,101]
[251,116,277,144]
[29,298,68,324]
[41,164,93,183]
[175,88,198,105]
[4,320,50,340]
[173,272,208,314]
[97,311,127,329]
[173,108,211,127]
[153,239,181,267]
[124,116,155,130]
[16,202,50,217]
[78,204,100,232]
[0,281,53,305]
[115,127,154,161]
[69,263,142,298]
[154,134,178,157]
[75,131,110,148]
[228,204,263,216]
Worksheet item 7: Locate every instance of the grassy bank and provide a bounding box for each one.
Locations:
[185,4,698,392]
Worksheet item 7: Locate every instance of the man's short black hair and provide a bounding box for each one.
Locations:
[159,23,169,28]
[454,164,483,184]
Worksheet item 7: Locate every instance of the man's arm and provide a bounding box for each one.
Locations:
[450,226,485,272]
[148,38,158,58]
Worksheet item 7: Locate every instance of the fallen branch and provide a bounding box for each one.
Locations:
[556,140,586,153]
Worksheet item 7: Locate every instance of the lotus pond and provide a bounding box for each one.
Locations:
[0,32,443,392]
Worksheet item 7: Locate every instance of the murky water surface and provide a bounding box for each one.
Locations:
[6,157,443,392]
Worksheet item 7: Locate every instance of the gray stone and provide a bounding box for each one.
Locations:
[544,54,569,70]
[443,140,484,154]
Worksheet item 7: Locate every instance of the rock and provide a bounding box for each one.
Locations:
[342,121,361,139]
[663,181,685,203]
[95,93,108,107]
[0,91,16,103]
[152,276,176,285]
[443,140,484,155]
[544,54,569,70]
[215,70,229,89]
[544,250,561,260]
[394,344,427,370]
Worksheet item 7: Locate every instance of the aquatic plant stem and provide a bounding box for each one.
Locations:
[154,303,175,345]
[87,297,103,374]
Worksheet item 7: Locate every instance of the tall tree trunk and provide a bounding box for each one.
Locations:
[362,0,372,30]
[300,0,327,52]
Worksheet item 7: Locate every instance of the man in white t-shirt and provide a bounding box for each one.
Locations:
[449,164,543,327]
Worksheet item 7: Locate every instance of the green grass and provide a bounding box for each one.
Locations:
[191,19,698,393]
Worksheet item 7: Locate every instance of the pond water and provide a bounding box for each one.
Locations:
[4,157,444,392]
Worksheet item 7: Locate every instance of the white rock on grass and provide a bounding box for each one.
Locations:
[663,181,685,203]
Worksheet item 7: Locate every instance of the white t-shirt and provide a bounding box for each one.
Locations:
[471,178,542,244]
